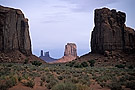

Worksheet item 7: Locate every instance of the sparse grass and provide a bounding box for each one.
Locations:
[52,82,76,90]
[23,80,35,88]
[0,63,135,90]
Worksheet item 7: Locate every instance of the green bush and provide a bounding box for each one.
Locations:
[31,61,42,66]
[52,82,76,90]
[74,63,83,68]
[23,80,35,88]
[88,60,95,67]
[126,81,135,89]
[128,65,134,69]
[0,76,18,90]
[81,62,88,67]
[41,76,46,82]
[108,82,122,90]
[115,64,125,68]
[66,61,75,67]
[57,76,63,80]
[46,79,58,89]
[0,82,7,90]
[76,84,90,90]
[24,59,29,64]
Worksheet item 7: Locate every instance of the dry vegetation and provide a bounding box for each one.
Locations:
[0,61,135,90]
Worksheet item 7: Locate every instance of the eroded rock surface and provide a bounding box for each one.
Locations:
[53,43,77,63]
[0,5,43,63]
[91,8,135,54]
[64,43,77,57]
[0,5,31,55]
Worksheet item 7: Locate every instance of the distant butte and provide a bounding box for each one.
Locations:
[39,50,57,63]
[53,43,77,63]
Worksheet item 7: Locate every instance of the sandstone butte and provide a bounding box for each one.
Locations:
[0,5,135,64]
[91,8,135,54]
[52,43,77,63]
[0,5,44,63]
[76,8,135,66]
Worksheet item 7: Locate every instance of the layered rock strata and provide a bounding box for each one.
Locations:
[53,43,77,63]
[91,8,135,53]
[0,5,43,63]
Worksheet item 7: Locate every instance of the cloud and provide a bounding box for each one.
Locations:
[60,0,119,12]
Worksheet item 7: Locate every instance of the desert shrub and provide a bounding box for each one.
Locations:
[96,75,112,83]
[72,72,80,77]
[18,76,22,82]
[76,84,90,90]
[24,58,29,64]
[126,81,135,89]
[71,78,79,84]
[0,68,11,76]
[30,72,41,77]
[66,61,75,67]
[108,82,122,90]
[23,80,35,88]
[57,75,64,80]
[22,74,29,80]
[46,79,58,89]
[52,82,76,90]
[99,82,106,88]
[0,81,7,90]
[7,64,13,67]
[6,76,18,88]
[40,81,43,86]
[119,76,126,82]
[0,76,18,90]
[88,60,95,67]
[80,62,88,67]
[45,73,55,81]
[128,65,134,69]
[31,61,42,66]
[74,63,82,68]
[41,76,46,82]
[115,64,125,68]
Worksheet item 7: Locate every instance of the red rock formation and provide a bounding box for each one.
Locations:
[91,8,135,54]
[64,43,77,57]
[0,5,44,63]
[53,43,77,63]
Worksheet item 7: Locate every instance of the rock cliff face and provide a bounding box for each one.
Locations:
[0,5,31,55]
[53,43,77,63]
[64,43,77,57]
[0,5,44,63]
[91,8,135,53]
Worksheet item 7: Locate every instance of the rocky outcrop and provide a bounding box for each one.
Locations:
[0,5,44,63]
[91,8,135,54]
[0,5,31,55]
[53,43,77,63]
[39,50,57,63]
[64,43,77,57]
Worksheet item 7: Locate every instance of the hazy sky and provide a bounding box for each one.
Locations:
[0,0,135,58]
